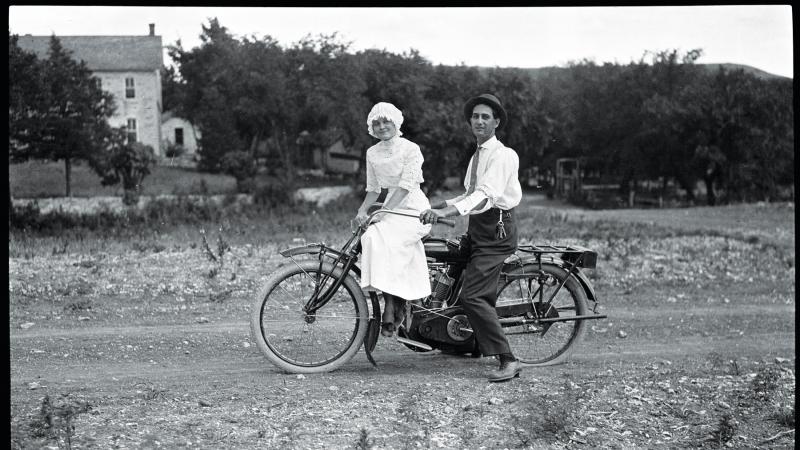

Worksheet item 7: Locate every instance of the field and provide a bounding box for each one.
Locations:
[8,196,795,449]
[9,161,238,198]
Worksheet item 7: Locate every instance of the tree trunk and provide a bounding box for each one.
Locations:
[65,158,72,198]
[703,176,716,206]
[279,130,294,183]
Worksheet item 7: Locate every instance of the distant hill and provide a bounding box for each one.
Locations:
[699,63,789,80]
[476,63,790,81]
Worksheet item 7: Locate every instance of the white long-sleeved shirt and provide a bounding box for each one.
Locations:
[446,135,522,215]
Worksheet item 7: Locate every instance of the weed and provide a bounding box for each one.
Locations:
[706,354,741,376]
[29,395,53,438]
[52,240,69,255]
[354,427,373,449]
[710,413,738,445]
[57,279,95,297]
[209,288,233,303]
[750,366,782,402]
[31,394,93,450]
[131,241,167,253]
[64,299,92,312]
[707,351,724,371]
[200,228,228,263]
[728,359,740,376]
[771,405,794,427]
[200,228,238,284]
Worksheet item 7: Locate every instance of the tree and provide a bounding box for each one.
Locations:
[171,21,369,181]
[414,64,484,193]
[167,19,248,172]
[12,35,116,197]
[9,34,47,162]
[9,33,47,213]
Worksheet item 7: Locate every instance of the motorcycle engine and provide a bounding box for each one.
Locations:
[406,309,478,354]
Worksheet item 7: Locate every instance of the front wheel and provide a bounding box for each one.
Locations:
[250,260,369,374]
[496,264,588,366]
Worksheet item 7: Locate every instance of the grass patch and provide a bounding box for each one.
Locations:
[8,193,365,259]
[10,160,238,198]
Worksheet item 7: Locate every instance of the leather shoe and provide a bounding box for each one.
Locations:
[487,359,521,382]
[380,322,395,337]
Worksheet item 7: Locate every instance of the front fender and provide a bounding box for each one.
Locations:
[278,244,362,279]
[502,255,597,303]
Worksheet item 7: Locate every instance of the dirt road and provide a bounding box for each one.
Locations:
[9,200,795,448]
[10,300,795,381]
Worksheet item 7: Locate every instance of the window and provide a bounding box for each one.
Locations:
[125,77,135,98]
[126,118,137,143]
[174,128,184,146]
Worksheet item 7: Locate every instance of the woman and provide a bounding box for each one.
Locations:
[355,102,432,337]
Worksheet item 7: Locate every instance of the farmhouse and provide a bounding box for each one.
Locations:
[16,24,165,156]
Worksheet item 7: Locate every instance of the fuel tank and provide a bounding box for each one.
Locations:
[422,236,468,263]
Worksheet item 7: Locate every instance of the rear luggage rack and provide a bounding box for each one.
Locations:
[517,244,597,269]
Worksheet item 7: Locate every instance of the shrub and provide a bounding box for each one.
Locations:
[254,177,296,208]
[164,142,186,158]
[94,129,157,205]
[220,151,257,193]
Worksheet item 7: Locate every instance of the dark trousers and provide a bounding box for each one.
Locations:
[459,207,517,356]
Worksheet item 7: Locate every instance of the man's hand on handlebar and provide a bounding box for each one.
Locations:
[420,208,447,225]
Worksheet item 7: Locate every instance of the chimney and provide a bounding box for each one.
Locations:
[149,23,155,36]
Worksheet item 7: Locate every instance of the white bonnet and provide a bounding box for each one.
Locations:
[366,102,404,138]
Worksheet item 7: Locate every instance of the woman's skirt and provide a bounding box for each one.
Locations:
[359,189,432,299]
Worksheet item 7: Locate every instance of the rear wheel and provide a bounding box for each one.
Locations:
[496,264,588,366]
[250,260,369,373]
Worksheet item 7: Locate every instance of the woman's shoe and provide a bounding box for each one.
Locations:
[380,322,395,337]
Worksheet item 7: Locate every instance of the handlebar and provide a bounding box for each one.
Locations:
[366,209,456,228]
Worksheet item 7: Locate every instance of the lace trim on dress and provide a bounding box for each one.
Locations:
[365,155,381,193]
[398,145,425,192]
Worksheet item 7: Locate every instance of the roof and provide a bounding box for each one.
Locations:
[15,35,163,71]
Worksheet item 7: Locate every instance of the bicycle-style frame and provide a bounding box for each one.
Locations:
[278,209,605,329]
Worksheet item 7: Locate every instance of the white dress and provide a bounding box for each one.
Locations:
[360,136,432,300]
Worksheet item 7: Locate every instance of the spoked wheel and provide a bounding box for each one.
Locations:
[249,260,369,373]
[496,264,588,366]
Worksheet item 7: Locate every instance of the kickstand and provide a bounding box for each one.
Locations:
[363,318,379,367]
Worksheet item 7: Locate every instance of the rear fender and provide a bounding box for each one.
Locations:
[502,255,597,303]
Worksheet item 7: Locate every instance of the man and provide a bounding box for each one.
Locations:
[420,93,523,382]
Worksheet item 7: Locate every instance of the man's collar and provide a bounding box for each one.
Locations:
[478,135,499,150]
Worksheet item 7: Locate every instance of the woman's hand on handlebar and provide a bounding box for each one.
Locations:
[354,210,370,227]
[355,210,382,228]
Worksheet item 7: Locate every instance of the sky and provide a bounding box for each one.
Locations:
[8,5,794,78]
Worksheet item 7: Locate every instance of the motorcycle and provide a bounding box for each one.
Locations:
[250,209,605,374]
